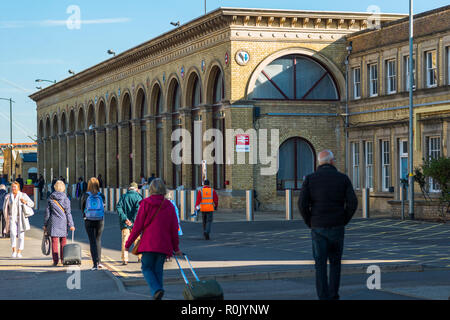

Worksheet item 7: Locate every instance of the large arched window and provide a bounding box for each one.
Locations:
[250,55,339,101]
[277,137,315,190]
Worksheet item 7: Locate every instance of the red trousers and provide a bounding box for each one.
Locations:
[51,237,67,264]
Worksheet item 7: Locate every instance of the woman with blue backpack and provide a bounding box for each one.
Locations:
[81,177,105,270]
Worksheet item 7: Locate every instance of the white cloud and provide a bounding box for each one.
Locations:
[0,79,33,93]
[41,17,131,26]
[0,17,131,29]
[0,59,65,65]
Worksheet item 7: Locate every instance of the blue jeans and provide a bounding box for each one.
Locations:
[311,226,345,300]
[141,252,166,296]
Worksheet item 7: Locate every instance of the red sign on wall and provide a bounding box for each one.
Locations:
[235,134,250,152]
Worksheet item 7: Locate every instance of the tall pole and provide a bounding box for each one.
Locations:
[0,97,14,183]
[204,0,206,15]
[408,0,415,219]
[10,98,12,183]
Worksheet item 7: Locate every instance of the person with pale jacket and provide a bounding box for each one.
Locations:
[2,181,34,258]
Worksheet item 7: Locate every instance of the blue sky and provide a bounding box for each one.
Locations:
[0,0,447,144]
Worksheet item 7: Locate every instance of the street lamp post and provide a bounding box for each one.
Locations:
[35,79,56,84]
[0,97,14,183]
[408,0,415,220]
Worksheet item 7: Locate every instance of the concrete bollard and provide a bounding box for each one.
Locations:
[362,188,370,219]
[33,187,39,210]
[72,184,77,199]
[400,184,407,220]
[246,190,254,221]
[109,188,115,212]
[286,189,293,220]
[191,190,198,222]
[104,188,109,211]
[179,190,187,221]
[115,188,121,211]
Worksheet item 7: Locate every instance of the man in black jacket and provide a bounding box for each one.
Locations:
[298,149,358,300]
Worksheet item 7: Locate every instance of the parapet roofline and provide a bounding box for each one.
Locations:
[29,6,406,102]
[348,4,450,39]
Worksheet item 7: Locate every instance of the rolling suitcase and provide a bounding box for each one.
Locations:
[63,231,82,265]
[174,253,224,300]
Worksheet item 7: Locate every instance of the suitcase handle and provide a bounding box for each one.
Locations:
[71,230,74,243]
[173,252,200,284]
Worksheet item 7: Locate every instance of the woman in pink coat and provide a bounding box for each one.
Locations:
[125,178,182,300]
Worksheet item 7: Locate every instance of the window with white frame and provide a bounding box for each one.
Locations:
[386,59,396,94]
[427,136,441,192]
[404,55,416,91]
[368,63,378,96]
[365,141,374,189]
[425,50,437,88]
[381,140,390,191]
[353,67,361,99]
[352,142,360,189]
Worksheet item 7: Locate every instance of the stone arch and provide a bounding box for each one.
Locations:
[120,89,133,122]
[205,62,225,104]
[108,95,119,124]
[166,74,182,113]
[68,108,76,132]
[120,90,132,121]
[77,107,85,131]
[185,68,202,108]
[38,119,44,139]
[87,103,96,129]
[150,81,164,116]
[135,86,147,119]
[45,116,51,137]
[60,112,67,133]
[52,114,59,136]
[246,47,345,101]
[97,100,106,127]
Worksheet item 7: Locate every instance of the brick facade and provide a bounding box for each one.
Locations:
[30,7,449,212]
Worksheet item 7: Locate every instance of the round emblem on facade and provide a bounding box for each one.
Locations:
[162,72,166,84]
[181,66,185,79]
[225,52,229,65]
[201,60,206,73]
[235,50,250,66]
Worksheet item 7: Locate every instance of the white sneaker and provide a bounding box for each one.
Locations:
[11,252,17,258]
[17,253,23,258]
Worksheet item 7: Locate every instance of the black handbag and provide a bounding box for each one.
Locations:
[41,230,51,256]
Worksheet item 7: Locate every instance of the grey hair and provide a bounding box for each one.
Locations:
[318,149,335,165]
[0,184,6,191]
[54,180,66,193]
[150,178,167,196]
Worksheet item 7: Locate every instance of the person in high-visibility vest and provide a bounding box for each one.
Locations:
[195,180,218,240]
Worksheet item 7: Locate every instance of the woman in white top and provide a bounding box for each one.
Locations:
[2,181,34,258]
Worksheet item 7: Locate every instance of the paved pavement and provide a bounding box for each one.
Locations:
[0,198,448,300]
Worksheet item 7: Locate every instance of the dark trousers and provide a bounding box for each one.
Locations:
[202,212,213,235]
[311,226,345,300]
[84,219,104,266]
[51,237,67,264]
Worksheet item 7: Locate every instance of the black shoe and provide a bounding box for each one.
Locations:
[205,233,210,240]
[154,290,164,300]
